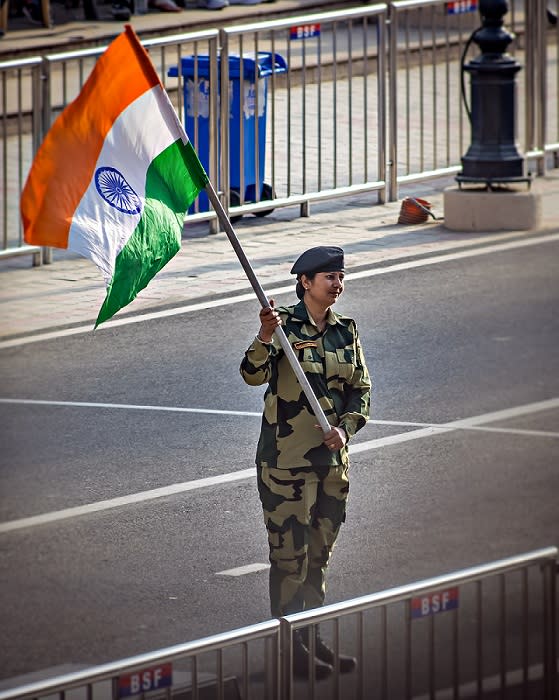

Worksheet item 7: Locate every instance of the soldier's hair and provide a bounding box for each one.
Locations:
[295,272,317,299]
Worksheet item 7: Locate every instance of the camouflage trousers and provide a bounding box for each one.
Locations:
[257,464,349,618]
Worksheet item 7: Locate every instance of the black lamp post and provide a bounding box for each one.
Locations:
[457,0,528,186]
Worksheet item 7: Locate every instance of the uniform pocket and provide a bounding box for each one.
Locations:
[299,346,323,374]
[335,347,355,381]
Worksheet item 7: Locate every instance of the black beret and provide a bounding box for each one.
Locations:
[290,246,345,276]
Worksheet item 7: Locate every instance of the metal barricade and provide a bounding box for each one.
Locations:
[387,0,555,197]
[389,0,539,200]
[281,546,558,700]
[0,620,281,700]
[41,30,221,259]
[388,0,492,200]
[0,30,221,266]
[2,0,559,262]
[144,30,220,232]
[219,4,388,220]
[0,56,43,264]
[547,0,559,164]
[0,548,556,700]
[524,0,559,171]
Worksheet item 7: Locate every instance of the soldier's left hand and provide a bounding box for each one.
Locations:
[319,426,347,451]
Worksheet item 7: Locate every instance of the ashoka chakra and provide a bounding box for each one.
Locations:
[95,167,142,215]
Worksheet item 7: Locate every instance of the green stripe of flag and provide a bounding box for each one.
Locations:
[96,139,208,327]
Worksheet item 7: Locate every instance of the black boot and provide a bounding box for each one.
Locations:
[292,630,333,680]
[301,626,357,674]
[315,635,357,673]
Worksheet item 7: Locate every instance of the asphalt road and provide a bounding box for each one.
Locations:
[0,238,558,691]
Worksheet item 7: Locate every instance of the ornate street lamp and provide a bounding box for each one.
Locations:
[457,0,529,186]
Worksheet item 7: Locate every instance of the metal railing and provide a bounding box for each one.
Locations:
[0,56,43,264]
[0,30,221,264]
[0,620,281,700]
[282,545,558,699]
[1,0,557,263]
[218,4,388,220]
[0,547,556,700]
[388,0,484,198]
[387,0,557,197]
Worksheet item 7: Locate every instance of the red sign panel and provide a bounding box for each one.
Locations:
[411,587,459,619]
[290,23,321,40]
[118,664,173,697]
[446,0,478,13]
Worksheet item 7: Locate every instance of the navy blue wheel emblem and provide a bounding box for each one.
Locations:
[95,167,142,215]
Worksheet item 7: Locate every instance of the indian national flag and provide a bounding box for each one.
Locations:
[21,25,208,327]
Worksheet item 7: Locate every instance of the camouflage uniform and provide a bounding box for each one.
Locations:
[240,299,371,616]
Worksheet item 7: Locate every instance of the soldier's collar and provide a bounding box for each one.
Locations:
[292,300,348,327]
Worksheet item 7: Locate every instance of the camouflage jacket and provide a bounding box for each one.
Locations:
[240,300,371,469]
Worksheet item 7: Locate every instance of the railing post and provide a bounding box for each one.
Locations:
[219,28,230,231]
[523,0,534,159]
[542,557,557,699]
[388,3,398,202]
[207,36,219,235]
[377,8,387,204]
[29,60,43,266]
[40,56,53,264]
[536,0,547,175]
[279,617,292,700]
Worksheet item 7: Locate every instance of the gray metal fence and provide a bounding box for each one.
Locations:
[0,56,43,264]
[387,0,558,197]
[0,30,221,262]
[0,619,281,700]
[282,545,558,699]
[0,547,556,700]
[1,0,557,263]
[218,4,387,220]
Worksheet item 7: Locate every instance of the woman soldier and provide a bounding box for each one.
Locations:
[240,246,371,679]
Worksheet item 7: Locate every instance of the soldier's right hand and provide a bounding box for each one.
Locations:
[258,299,281,343]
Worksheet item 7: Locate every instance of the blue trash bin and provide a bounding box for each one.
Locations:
[168,52,287,214]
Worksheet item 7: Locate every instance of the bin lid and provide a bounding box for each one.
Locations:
[168,52,287,79]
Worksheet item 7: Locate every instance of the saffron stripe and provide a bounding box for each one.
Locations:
[21,28,161,249]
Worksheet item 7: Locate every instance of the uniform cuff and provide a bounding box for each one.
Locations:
[247,337,273,364]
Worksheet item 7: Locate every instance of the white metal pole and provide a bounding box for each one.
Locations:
[204,181,331,434]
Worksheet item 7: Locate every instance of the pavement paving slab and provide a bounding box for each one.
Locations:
[1,170,558,342]
[1,0,558,343]
[0,0,355,57]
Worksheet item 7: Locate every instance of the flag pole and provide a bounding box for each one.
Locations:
[204,183,331,434]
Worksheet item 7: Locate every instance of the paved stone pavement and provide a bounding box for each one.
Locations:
[0,0,350,57]
[2,0,555,343]
[1,169,558,342]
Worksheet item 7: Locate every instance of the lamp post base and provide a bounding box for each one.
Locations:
[455,173,532,190]
[443,186,541,232]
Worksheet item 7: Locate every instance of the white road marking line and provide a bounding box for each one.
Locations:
[350,397,559,454]
[0,397,556,535]
[1,399,558,440]
[370,419,559,438]
[351,426,454,453]
[0,398,260,417]
[1,232,558,350]
[216,563,270,577]
[448,397,559,426]
[0,469,255,535]
[348,232,559,282]
[449,425,559,438]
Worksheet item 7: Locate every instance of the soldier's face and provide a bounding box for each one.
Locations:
[304,271,345,306]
